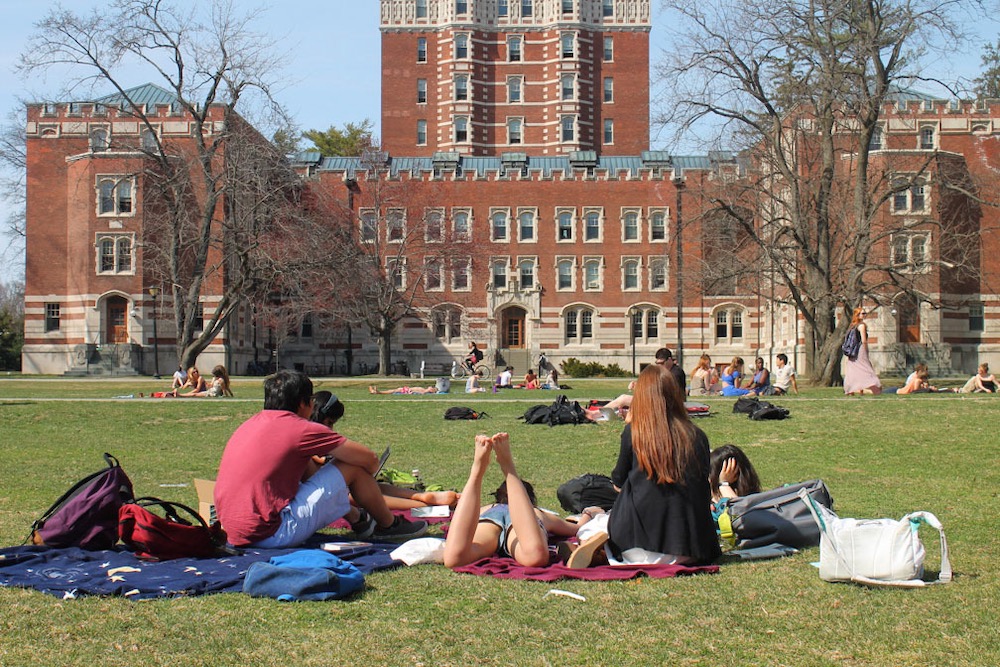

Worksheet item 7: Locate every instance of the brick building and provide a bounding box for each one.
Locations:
[21,0,1000,378]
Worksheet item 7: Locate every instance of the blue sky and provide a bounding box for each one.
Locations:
[0,1,996,281]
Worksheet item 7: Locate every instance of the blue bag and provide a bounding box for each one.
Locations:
[243,550,365,601]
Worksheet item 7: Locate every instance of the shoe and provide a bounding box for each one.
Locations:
[350,509,376,539]
[566,532,609,569]
[373,516,428,541]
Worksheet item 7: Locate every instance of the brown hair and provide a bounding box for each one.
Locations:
[849,307,865,328]
[629,364,696,485]
[695,354,712,372]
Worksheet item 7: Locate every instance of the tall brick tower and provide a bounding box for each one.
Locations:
[380,0,651,156]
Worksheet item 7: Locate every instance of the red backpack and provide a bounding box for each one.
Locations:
[119,498,232,561]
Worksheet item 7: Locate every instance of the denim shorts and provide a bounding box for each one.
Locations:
[479,504,513,557]
[253,463,351,549]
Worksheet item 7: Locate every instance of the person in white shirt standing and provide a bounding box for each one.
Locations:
[772,354,798,395]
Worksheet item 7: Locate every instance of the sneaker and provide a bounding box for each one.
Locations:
[349,509,376,539]
[373,516,428,541]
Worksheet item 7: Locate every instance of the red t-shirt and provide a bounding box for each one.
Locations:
[214,410,345,546]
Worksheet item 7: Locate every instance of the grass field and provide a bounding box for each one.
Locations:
[0,376,996,666]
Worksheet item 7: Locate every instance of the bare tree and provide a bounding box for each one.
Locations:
[18,0,295,368]
[658,0,986,384]
[0,107,26,275]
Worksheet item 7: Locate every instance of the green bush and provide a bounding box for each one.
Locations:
[560,358,632,378]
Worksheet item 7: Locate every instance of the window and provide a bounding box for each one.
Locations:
[604,77,614,102]
[508,76,522,103]
[508,36,522,62]
[454,75,469,101]
[498,0,508,16]
[97,177,134,215]
[583,258,602,290]
[491,210,509,241]
[650,210,667,241]
[623,210,639,241]
[584,209,601,241]
[425,209,444,242]
[557,210,574,241]
[869,125,884,151]
[417,79,427,103]
[492,259,508,288]
[193,303,204,332]
[45,303,60,332]
[715,308,744,342]
[891,232,929,272]
[90,128,109,152]
[623,258,640,290]
[629,307,660,342]
[360,210,377,242]
[519,258,536,288]
[96,234,134,275]
[603,0,614,17]
[416,0,428,18]
[417,37,427,62]
[433,307,463,342]
[565,307,595,343]
[387,258,406,290]
[141,128,157,152]
[452,259,471,290]
[416,119,427,145]
[603,119,614,145]
[603,36,613,61]
[561,33,575,58]
[387,209,405,242]
[300,314,314,339]
[561,115,575,142]
[521,0,532,17]
[508,118,522,144]
[425,258,443,290]
[556,258,574,290]
[455,0,467,14]
[518,209,535,240]
[969,303,985,331]
[649,257,668,290]
[923,99,935,112]
[454,116,469,143]
[561,74,575,101]
[455,34,468,59]
[646,309,659,339]
[920,126,936,150]
[453,210,471,241]
[891,178,928,213]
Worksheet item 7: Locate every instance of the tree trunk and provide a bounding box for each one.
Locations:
[377,322,393,376]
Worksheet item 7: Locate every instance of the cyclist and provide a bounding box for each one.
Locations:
[464,342,484,373]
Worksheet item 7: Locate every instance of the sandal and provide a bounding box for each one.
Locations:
[566,532,609,569]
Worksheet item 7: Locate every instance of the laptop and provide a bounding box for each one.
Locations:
[374,445,391,477]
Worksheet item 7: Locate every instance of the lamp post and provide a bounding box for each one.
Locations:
[148,286,161,378]
[673,174,685,371]
[628,306,638,376]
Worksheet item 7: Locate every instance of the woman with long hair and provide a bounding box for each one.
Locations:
[709,444,762,503]
[689,354,718,396]
[843,306,882,395]
[720,357,750,397]
[598,364,720,565]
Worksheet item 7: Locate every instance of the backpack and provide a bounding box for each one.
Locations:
[842,327,862,360]
[556,474,619,513]
[718,479,834,550]
[733,396,761,414]
[118,497,233,561]
[27,452,135,550]
[750,404,790,420]
[444,406,488,420]
[521,404,552,424]
[521,395,590,426]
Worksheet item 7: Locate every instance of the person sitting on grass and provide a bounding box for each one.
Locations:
[443,432,597,568]
[176,365,233,397]
[518,369,540,389]
[369,384,438,395]
[171,365,187,390]
[466,368,488,393]
[171,366,207,396]
[214,370,427,548]
[310,391,459,511]
[495,366,514,389]
[771,354,798,396]
[960,363,997,393]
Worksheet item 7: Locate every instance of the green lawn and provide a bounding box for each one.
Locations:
[0,378,995,666]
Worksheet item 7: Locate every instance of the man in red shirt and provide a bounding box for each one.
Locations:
[215,370,426,547]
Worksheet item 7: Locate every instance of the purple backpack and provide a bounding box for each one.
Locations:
[28,453,134,550]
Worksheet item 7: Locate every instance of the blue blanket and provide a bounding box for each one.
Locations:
[0,538,400,600]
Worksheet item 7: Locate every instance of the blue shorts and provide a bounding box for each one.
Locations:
[253,463,352,549]
[479,505,513,557]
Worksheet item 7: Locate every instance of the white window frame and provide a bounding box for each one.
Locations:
[454,116,469,143]
[603,77,614,103]
[555,257,576,291]
[521,0,533,17]
[602,0,614,17]
[386,208,406,243]
[891,177,929,214]
[508,35,522,62]
[919,125,937,150]
[416,119,427,146]
[416,0,428,18]
[490,208,510,242]
[622,257,641,291]
[649,256,669,291]
[561,74,575,101]
[424,208,445,242]
[517,208,537,242]
[629,306,661,344]
[583,208,603,242]
[360,208,377,243]
[507,76,523,103]
[891,231,931,273]
[417,37,428,62]
[96,176,136,217]
[649,208,668,242]
[518,256,537,289]
[564,305,595,344]
[95,233,135,275]
[417,79,427,104]
[508,117,523,145]
[140,127,158,152]
[622,209,640,242]
[498,0,509,17]
[603,118,614,145]
[556,208,575,242]
[561,115,576,142]
[561,32,575,59]
[424,257,444,291]
[583,256,603,291]
[603,36,613,62]
[452,208,472,242]
[90,127,110,152]
[452,258,472,291]
[454,74,469,101]
[432,306,463,342]
[454,33,469,59]
[869,124,884,151]
[491,257,510,289]
[714,306,745,343]
[387,257,407,290]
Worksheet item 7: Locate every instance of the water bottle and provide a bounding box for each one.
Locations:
[412,469,425,490]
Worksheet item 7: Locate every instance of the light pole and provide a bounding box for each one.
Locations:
[628,306,638,376]
[148,286,161,378]
[673,174,685,371]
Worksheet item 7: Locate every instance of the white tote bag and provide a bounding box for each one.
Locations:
[799,489,952,587]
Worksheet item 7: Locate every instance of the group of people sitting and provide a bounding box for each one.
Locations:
[166,365,233,398]
[690,354,799,398]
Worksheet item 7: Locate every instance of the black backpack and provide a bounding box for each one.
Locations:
[733,396,761,414]
[521,395,590,427]
[444,406,488,420]
[556,474,619,513]
[749,404,790,420]
[842,327,862,360]
[521,404,552,424]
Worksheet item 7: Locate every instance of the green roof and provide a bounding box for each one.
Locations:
[93,83,179,107]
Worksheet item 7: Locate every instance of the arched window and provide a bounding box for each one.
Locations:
[557,210,573,241]
[90,128,109,152]
[454,33,469,59]
[453,210,471,241]
[626,306,660,343]
[96,234,134,275]
[519,258,536,288]
[714,306,745,343]
[97,177,134,216]
[623,211,639,241]
[622,259,640,290]
[583,258,602,290]
[519,210,535,240]
[561,74,575,100]
[556,258,574,290]
[564,306,595,344]
[492,211,508,241]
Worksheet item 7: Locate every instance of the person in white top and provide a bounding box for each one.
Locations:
[496,366,514,388]
[772,354,798,395]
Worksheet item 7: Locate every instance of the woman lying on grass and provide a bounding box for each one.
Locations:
[444,432,597,568]
[310,391,459,514]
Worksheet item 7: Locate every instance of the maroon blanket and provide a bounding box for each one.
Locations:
[452,557,718,581]
[328,508,451,530]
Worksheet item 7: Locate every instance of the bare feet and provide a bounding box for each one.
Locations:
[412,490,461,507]
[472,434,493,475]
[368,385,377,394]
[491,432,514,474]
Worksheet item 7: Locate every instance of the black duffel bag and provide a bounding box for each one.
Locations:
[719,479,834,549]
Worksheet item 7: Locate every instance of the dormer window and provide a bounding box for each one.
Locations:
[90,128,110,152]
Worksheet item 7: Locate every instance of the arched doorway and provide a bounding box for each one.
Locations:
[498,306,528,371]
[104,295,129,344]
[896,294,920,344]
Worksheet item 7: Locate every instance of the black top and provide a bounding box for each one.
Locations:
[608,423,721,564]
[670,365,687,394]
[470,346,484,363]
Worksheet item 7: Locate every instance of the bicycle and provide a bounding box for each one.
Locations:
[451,358,493,380]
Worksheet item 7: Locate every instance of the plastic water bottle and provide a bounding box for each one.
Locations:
[412,469,425,490]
